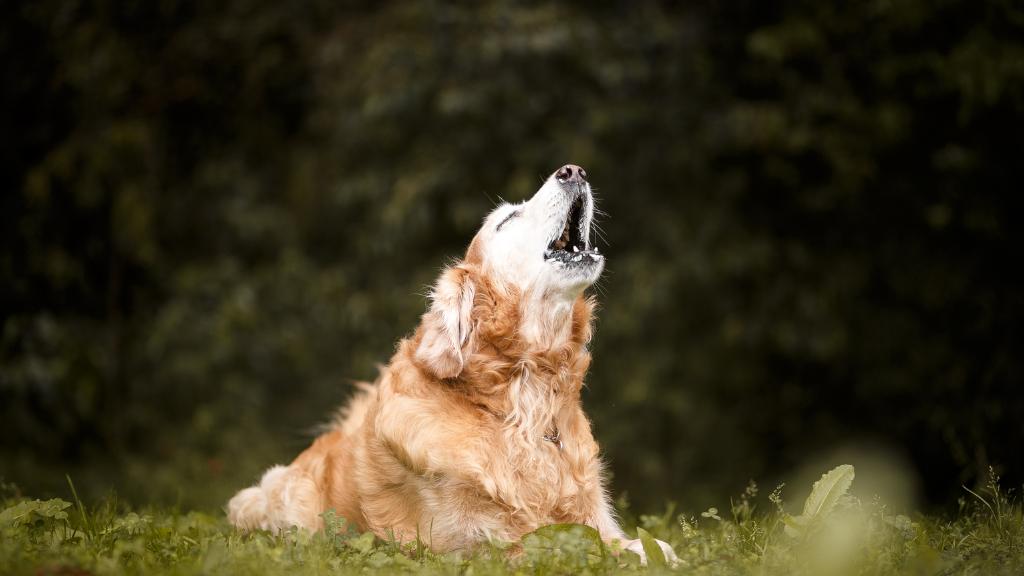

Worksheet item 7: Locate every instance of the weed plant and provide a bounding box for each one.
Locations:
[1,466,1021,575]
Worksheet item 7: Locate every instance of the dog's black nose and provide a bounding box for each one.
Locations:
[555,164,587,184]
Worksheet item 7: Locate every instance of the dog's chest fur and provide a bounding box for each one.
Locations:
[496,369,600,521]
[360,349,602,548]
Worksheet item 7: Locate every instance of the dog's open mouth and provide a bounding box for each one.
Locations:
[544,193,601,265]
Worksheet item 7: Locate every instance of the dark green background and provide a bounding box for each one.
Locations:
[2,0,1022,513]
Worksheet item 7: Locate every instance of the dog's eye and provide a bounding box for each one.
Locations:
[495,210,520,231]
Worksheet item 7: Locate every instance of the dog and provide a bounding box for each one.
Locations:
[227,164,677,563]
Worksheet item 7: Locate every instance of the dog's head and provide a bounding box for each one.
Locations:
[469,163,604,296]
[415,165,603,379]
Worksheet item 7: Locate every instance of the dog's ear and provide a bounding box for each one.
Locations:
[415,266,476,379]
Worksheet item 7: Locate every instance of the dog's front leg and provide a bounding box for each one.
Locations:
[593,490,679,566]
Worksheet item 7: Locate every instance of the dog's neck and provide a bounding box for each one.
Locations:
[461,291,594,444]
[518,295,578,350]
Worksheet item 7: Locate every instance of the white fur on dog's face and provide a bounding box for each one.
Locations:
[473,168,604,301]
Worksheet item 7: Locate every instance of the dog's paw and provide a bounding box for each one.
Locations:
[622,537,679,566]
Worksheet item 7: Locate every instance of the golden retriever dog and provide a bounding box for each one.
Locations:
[227,164,677,563]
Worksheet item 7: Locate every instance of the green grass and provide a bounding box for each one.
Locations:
[1,467,1021,575]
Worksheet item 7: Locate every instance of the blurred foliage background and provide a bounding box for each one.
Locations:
[2,0,1023,513]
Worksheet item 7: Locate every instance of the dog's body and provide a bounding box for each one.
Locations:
[227,165,675,561]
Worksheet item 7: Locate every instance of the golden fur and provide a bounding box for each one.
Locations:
[227,167,676,562]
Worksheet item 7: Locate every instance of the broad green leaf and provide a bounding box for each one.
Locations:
[35,499,72,520]
[0,501,39,528]
[636,527,666,569]
[0,499,71,528]
[801,464,855,520]
[523,523,603,550]
[521,523,606,566]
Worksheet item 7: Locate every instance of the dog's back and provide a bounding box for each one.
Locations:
[227,383,375,533]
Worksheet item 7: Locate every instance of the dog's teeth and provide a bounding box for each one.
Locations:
[594,247,599,253]
[572,246,578,252]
